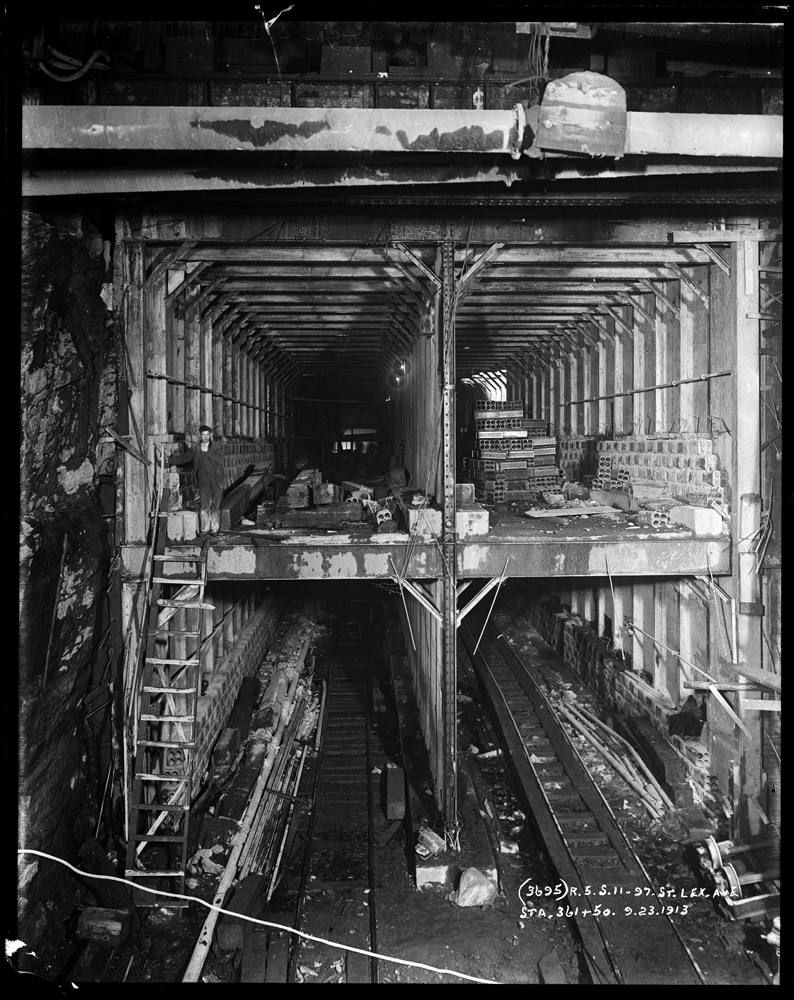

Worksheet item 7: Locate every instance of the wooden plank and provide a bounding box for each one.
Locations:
[524,505,622,518]
[123,239,149,543]
[721,662,781,693]
[145,239,197,288]
[264,933,290,983]
[602,303,635,339]
[181,245,712,265]
[240,928,269,983]
[668,262,710,308]
[618,291,655,325]
[77,907,132,949]
[740,699,781,712]
[165,260,210,306]
[632,292,649,434]
[709,684,753,739]
[640,278,681,318]
[77,838,141,927]
[654,285,669,433]
[184,282,202,432]
[671,229,782,243]
[695,243,731,275]
[216,875,267,952]
[220,468,269,530]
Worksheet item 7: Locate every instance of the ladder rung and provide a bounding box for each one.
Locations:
[135,773,190,781]
[153,577,203,585]
[140,715,194,723]
[131,834,188,843]
[137,740,196,749]
[142,686,197,694]
[157,600,215,610]
[134,803,188,812]
[125,869,185,878]
[154,554,206,562]
[145,657,200,666]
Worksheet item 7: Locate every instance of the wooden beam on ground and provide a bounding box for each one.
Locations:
[219,464,269,527]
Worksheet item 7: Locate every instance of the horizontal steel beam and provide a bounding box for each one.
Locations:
[24,106,780,160]
[194,536,731,581]
[23,106,522,154]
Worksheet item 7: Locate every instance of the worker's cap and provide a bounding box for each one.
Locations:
[198,425,213,434]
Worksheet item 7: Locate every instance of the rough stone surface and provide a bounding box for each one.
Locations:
[19,209,117,977]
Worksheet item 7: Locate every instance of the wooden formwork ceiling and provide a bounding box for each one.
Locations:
[157,239,716,395]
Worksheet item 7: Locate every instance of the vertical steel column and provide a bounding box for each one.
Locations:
[731,238,764,837]
[441,238,458,831]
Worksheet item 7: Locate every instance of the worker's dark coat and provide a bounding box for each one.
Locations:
[170,442,226,493]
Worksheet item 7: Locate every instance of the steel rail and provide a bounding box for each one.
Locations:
[461,607,706,986]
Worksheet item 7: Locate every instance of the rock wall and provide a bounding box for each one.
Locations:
[18,209,117,976]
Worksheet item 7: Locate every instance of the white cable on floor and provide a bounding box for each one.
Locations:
[17,849,499,984]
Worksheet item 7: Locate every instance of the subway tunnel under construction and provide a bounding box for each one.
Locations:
[18,17,781,985]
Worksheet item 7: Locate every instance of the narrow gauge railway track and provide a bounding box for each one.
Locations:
[460,610,706,986]
[286,589,401,984]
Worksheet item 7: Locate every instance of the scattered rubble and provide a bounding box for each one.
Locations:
[451,868,498,908]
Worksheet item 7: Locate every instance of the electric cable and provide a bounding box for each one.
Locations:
[17,849,499,984]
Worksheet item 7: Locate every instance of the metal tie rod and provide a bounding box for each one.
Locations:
[564,370,732,406]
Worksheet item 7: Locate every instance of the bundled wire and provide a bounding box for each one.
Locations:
[39,48,110,82]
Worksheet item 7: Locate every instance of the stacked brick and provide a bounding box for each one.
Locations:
[192,594,287,796]
[593,437,725,501]
[165,437,274,511]
[467,401,563,502]
[222,439,275,485]
[558,437,598,482]
[526,598,677,731]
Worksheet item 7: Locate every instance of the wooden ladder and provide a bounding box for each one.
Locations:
[124,517,214,909]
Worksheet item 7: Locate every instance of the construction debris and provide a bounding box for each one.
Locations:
[452,867,498,907]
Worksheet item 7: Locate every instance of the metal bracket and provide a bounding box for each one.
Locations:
[455,243,505,303]
[389,574,443,624]
[456,576,503,627]
[392,242,441,291]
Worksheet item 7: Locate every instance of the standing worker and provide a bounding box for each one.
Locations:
[169,425,226,536]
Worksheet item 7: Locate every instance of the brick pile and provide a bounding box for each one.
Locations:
[467,401,563,502]
[526,597,676,731]
[600,437,724,500]
[558,437,598,482]
[223,439,275,486]
[165,437,275,511]
[557,434,725,501]
[192,594,287,796]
